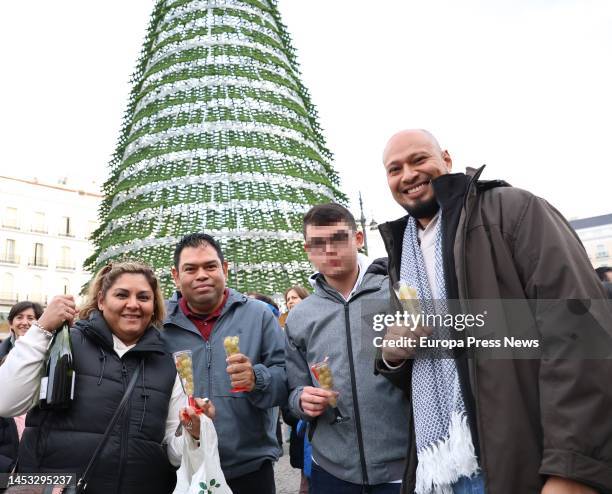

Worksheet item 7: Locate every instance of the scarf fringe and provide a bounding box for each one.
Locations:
[415,411,479,494]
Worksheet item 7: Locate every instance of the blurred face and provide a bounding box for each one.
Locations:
[10,308,37,339]
[97,273,155,345]
[383,130,452,220]
[171,243,229,314]
[285,290,303,311]
[304,221,363,281]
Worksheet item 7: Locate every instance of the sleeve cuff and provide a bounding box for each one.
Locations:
[253,364,270,391]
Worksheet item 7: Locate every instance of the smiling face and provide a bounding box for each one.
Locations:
[383,130,452,222]
[171,243,229,314]
[97,273,155,345]
[10,308,37,339]
[304,221,363,281]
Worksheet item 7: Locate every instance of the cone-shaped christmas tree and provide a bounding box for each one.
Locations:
[86,0,346,296]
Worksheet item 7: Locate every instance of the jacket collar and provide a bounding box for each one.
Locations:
[165,288,247,331]
[75,310,166,355]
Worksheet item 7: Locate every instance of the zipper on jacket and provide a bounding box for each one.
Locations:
[205,340,212,397]
[116,361,130,492]
[343,303,370,488]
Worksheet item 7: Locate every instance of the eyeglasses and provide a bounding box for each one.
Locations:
[305,230,352,252]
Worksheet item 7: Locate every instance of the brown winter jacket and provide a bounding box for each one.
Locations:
[377,166,612,494]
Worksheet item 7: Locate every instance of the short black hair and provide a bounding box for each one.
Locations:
[302,203,357,238]
[595,266,612,281]
[8,301,43,323]
[173,233,225,268]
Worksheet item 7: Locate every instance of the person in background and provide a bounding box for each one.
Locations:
[595,266,612,283]
[247,292,281,319]
[0,262,214,493]
[0,301,43,473]
[162,233,288,494]
[279,285,310,494]
[279,286,309,328]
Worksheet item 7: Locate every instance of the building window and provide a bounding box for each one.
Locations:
[2,207,19,229]
[57,246,75,270]
[595,244,609,259]
[31,212,47,234]
[30,275,45,304]
[0,273,17,304]
[60,216,73,237]
[29,243,48,267]
[60,278,70,295]
[1,239,19,264]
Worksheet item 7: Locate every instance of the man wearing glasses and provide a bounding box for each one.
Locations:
[284,203,410,493]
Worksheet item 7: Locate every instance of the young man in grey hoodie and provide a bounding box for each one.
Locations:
[285,203,410,494]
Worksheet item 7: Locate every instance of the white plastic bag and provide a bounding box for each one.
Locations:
[173,414,232,494]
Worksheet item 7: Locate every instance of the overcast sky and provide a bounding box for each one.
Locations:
[1,0,610,223]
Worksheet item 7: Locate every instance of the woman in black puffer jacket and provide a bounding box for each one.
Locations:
[0,262,214,494]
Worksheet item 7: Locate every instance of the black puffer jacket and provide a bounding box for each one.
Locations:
[0,336,19,473]
[0,417,18,472]
[18,311,177,494]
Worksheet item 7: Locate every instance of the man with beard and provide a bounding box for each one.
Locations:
[376,129,612,494]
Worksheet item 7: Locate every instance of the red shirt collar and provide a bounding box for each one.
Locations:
[178,289,229,321]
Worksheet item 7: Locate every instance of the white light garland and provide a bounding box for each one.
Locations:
[103,199,312,235]
[134,74,303,115]
[122,119,324,161]
[130,95,312,136]
[97,229,305,264]
[118,146,327,181]
[148,33,291,73]
[110,171,335,209]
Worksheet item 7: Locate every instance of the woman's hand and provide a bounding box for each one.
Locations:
[179,398,215,440]
[37,296,77,332]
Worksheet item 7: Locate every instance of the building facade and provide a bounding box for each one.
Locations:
[0,176,101,332]
[570,213,612,269]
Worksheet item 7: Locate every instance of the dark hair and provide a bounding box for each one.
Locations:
[246,292,280,312]
[595,266,612,281]
[284,285,309,302]
[173,233,225,268]
[8,301,43,323]
[302,203,357,238]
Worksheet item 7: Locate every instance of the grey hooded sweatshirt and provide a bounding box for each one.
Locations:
[285,258,410,486]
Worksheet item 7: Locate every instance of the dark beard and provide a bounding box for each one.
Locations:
[404,197,440,219]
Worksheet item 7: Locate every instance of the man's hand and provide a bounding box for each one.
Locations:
[382,324,433,366]
[226,353,256,392]
[299,386,338,418]
[37,295,77,332]
[541,476,599,494]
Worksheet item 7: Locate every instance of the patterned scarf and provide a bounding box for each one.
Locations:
[400,214,478,494]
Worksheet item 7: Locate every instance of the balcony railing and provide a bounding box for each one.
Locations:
[0,254,19,264]
[1,222,19,230]
[27,293,47,304]
[28,257,48,268]
[58,232,75,238]
[30,227,48,234]
[56,261,76,271]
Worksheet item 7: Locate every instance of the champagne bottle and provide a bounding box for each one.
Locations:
[39,322,75,409]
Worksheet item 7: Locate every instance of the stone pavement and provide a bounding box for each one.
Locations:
[274,441,301,494]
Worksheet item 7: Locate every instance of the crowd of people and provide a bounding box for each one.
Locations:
[0,129,611,494]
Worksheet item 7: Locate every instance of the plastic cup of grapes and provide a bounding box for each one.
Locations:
[310,357,350,425]
[393,281,421,315]
[173,350,203,417]
[224,336,249,393]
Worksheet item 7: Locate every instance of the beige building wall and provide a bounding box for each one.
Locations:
[0,176,102,334]
[570,214,612,269]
